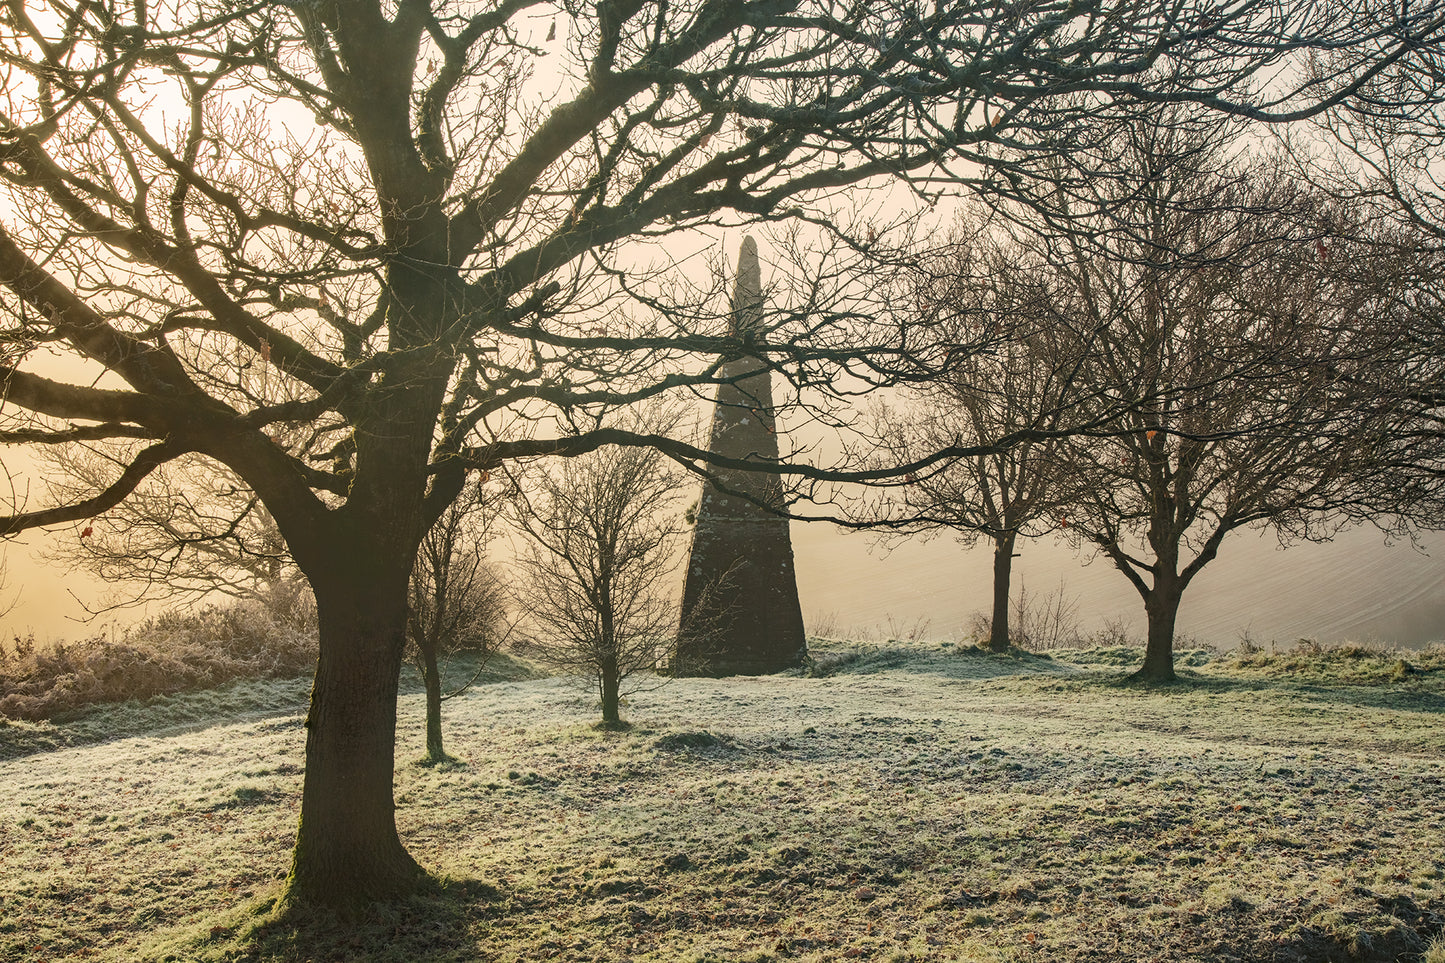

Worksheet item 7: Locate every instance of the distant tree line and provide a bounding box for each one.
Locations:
[873,114,1443,681]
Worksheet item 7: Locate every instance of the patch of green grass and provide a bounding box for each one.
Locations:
[141,879,504,963]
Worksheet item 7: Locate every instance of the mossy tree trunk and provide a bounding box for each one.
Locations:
[599,594,622,724]
[273,337,455,908]
[1134,577,1184,683]
[284,568,425,907]
[600,648,622,725]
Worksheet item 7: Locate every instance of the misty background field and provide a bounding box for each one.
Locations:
[7,517,1444,656]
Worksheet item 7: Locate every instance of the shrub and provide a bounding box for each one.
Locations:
[1219,638,1445,685]
[1008,580,1085,651]
[0,601,315,721]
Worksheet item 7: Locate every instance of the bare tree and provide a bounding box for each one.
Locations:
[0,0,1436,912]
[407,478,508,764]
[509,440,687,728]
[1286,48,1445,526]
[1034,122,1403,682]
[871,225,1087,652]
[54,434,509,764]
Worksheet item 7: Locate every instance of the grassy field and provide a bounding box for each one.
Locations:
[2,640,1443,962]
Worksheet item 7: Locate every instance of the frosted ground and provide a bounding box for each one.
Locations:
[2,641,1443,962]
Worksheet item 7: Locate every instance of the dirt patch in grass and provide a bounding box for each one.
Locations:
[3,640,1443,962]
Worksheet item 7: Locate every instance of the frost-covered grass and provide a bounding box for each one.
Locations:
[3,638,1443,962]
[0,649,539,762]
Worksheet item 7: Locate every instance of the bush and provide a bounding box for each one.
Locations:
[987,579,1086,651]
[1219,638,1445,685]
[0,600,315,721]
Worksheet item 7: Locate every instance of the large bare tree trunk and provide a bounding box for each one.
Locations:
[989,531,1016,653]
[279,371,445,908]
[284,581,423,907]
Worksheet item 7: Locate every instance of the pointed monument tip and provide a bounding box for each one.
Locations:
[730,235,763,334]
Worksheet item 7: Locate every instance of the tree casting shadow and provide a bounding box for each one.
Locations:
[213,878,504,962]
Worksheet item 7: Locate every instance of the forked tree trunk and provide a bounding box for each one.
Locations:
[989,531,1016,653]
[283,581,424,908]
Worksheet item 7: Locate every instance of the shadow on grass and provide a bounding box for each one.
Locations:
[1261,891,1445,963]
[397,651,545,697]
[2,652,549,764]
[0,675,312,762]
[177,878,505,963]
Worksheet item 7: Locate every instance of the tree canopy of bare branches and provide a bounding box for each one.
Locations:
[509,438,687,727]
[37,446,310,617]
[1028,121,1408,682]
[1288,41,1445,528]
[870,224,1089,652]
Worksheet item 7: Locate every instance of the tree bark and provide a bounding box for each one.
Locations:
[420,633,448,764]
[282,571,424,909]
[600,649,622,725]
[989,531,1016,653]
[1133,582,1183,683]
[275,353,450,909]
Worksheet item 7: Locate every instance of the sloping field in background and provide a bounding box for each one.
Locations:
[9,515,1442,654]
[795,525,1445,647]
[2,641,1443,962]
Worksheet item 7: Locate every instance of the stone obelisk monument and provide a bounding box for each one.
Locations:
[676,237,807,676]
